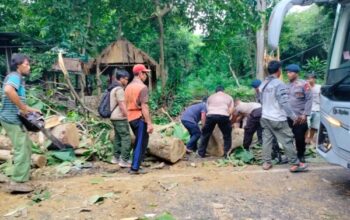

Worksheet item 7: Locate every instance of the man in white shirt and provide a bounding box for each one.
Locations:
[198,86,234,158]
[306,73,321,145]
[233,100,262,150]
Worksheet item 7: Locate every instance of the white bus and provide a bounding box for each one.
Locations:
[268,0,350,168]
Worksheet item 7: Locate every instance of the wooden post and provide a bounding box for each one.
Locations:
[5,47,11,73]
[96,59,102,96]
[79,73,86,99]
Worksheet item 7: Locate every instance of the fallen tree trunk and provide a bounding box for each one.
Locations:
[207,127,246,157]
[51,123,80,148]
[0,135,12,150]
[0,150,47,168]
[0,133,45,150]
[148,133,186,163]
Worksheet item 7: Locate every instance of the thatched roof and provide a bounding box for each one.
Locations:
[51,58,94,73]
[96,38,158,67]
[51,58,82,72]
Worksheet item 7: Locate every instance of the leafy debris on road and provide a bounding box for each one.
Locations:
[88,192,116,205]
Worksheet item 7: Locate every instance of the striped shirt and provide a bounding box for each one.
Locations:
[0,72,26,125]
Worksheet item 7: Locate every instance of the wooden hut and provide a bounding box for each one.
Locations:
[0,32,47,75]
[95,38,159,94]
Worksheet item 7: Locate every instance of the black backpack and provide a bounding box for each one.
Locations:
[98,85,120,118]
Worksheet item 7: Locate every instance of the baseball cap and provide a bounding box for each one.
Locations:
[251,79,262,88]
[285,64,301,73]
[133,64,151,75]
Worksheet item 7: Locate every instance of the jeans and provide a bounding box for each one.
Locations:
[129,119,149,171]
[181,120,201,151]
[198,115,232,157]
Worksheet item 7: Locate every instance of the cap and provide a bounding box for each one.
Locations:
[251,79,262,88]
[132,64,151,75]
[285,64,301,73]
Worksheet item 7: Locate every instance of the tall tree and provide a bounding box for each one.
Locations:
[152,0,173,90]
[256,0,266,80]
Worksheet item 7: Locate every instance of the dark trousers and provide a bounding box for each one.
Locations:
[129,119,149,171]
[198,115,232,157]
[288,118,308,159]
[181,120,201,151]
[243,108,263,150]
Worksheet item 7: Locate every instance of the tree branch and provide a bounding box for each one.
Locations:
[58,52,97,116]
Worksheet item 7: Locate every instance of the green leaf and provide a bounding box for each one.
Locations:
[31,190,51,204]
[90,177,105,185]
[55,162,72,174]
[88,195,104,205]
[172,124,189,142]
[155,212,176,220]
[49,149,76,162]
[88,192,115,205]
[233,147,254,163]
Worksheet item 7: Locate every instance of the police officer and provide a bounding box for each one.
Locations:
[286,64,312,162]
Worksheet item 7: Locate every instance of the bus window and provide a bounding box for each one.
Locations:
[340,23,350,67]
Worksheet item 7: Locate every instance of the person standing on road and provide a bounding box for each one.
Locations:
[0,54,41,193]
[259,60,308,172]
[305,73,321,145]
[249,79,286,163]
[181,97,207,153]
[197,86,234,158]
[286,64,312,162]
[125,64,154,174]
[110,69,131,168]
[233,99,262,150]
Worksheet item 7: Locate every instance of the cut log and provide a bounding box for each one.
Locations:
[0,150,47,168]
[45,115,64,129]
[0,135,12,150]
[154,122,177,133]
[0,133,45,150]
[148,133,186,163]
[74,148,90,156]
[0,150,11,159]
[31,154,47,168]
[207,127,245,157]
[51,123,80,148]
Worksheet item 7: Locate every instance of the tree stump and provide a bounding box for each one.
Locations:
[51,123,80,148]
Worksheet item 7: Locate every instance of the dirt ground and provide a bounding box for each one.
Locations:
[1,156,350,220]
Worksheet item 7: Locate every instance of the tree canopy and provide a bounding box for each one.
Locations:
[0,0,336,111]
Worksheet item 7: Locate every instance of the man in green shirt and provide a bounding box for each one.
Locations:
[0,53,40,193]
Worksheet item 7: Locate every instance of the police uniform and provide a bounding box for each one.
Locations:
[287,79,312,160]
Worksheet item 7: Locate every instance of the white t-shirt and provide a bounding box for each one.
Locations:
[235,102,261,115]
[311,84,321,112]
